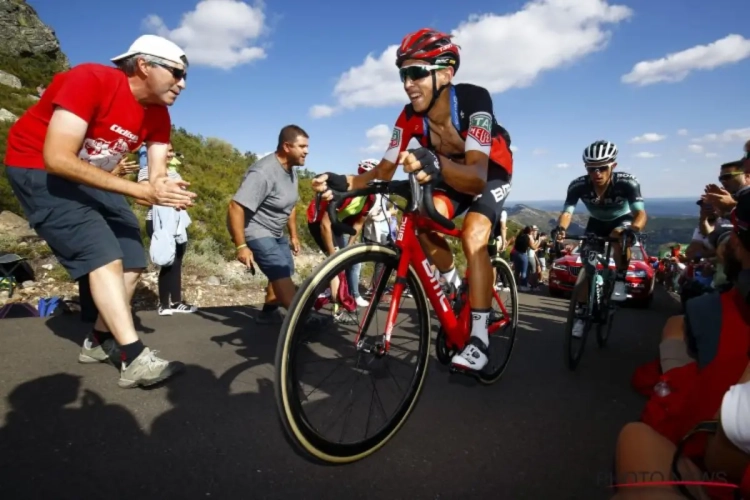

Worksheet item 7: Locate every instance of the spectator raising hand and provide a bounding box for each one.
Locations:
[111,157,139,178]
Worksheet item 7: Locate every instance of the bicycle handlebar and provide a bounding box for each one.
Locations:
[316,173,455,237]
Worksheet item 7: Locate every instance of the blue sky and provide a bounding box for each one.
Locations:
[30,0,750,202]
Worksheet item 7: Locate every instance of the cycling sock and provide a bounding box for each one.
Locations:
[441,267,461,288]
[91,328,114,345]
[120,340,145,364]
[470,308,490,347]
[659,338,693,372]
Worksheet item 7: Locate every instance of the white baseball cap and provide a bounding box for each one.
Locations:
[111,35,188,66]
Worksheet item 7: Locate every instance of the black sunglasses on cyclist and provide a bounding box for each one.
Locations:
[586,166,610,173]
[399,65,444,83]
[152,61,187,81]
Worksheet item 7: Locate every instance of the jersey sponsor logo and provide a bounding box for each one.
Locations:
[468,112,491,146]
[388,126,403,151]
[490,182,511,203]
[110,124,139,142]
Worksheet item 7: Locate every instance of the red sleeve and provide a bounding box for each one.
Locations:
[144,106,171,143]
[50,66,102,122]
[382,108,418,164]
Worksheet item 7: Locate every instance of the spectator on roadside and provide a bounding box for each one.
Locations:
[512,226,533,291]
[701,160,749,218]
[615,188,750,498]
[138,143,197,315]
[2,34,193,388]
[78,154,143,323]
[227,125,324,327]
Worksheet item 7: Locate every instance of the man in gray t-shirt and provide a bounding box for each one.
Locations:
[234,152,299,241]
[228,125,308,324]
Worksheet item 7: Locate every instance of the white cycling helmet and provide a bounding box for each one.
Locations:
[583,140,618,165]
[358,158,379,174]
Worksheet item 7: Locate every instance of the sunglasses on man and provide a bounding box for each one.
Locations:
[151,61,187,81]
[399,64,447,83]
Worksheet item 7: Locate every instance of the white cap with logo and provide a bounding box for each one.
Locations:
[111,35,188,67]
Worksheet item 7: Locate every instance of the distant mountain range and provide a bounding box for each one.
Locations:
[506,198,698,251]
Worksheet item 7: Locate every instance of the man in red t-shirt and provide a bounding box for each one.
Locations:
[3,35,195,389]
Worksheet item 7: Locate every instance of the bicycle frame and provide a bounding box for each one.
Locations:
[367,209,511,353]
[580,242,616,315]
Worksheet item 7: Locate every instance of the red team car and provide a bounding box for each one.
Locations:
[548,241,656,307]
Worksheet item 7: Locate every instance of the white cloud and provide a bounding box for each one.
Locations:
[705,152,719,158]
[677,129,689,136]
[309,0,633,116]
[691,127,750,144]
[621,34,750,86]
[630,133,666,143]
[143,0,267,70]
[308,105,335,118]
[556,163,570,168]
[688,144,704,153]
[362,124,391,153]
[634,152,658,158]
[510,145,519,152]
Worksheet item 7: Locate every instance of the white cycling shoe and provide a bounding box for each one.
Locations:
[611,280,627,302]
[450,337,489,371]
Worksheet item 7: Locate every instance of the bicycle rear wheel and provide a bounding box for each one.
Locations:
[564,272,593,371]
[478,258,519,384]
[274,243,432,464]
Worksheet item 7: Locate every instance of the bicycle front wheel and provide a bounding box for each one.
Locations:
[563,272,593,371]
[274,243,432,464]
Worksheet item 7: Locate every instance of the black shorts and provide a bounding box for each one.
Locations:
[5,166,147,281]
[583,213,633,254]
[584,213,633,237]
[433,167,511,232]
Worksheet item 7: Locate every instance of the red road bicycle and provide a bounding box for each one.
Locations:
[274,174,519,463]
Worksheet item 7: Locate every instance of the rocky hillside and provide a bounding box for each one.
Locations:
[506,204,588,233]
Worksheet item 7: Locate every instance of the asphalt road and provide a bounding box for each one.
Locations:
[0,287,679,500]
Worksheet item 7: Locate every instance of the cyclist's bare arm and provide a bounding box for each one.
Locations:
[43,108,145,199]
[438,149,488,196]
[631,210,647,232]
[319,210,338,255]
[557,212,573,231]
[348,159,398,190]
[347,218,366,246]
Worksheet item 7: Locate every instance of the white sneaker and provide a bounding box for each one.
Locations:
[450,338,489,371]
[611,280,627,302]
[572,319,585,338]
[355,296,369,307]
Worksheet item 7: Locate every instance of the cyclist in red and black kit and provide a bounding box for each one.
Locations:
[313,28,514,372]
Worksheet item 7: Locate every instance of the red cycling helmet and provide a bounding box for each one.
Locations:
[396,28,460,73]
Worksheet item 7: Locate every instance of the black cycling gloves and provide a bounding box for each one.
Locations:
[319,172,348,192]
[408,147,442,179]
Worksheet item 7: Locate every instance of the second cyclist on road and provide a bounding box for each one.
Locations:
[552,140,647,338]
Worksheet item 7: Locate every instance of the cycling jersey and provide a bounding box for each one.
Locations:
[382,83,513,176]
[381,83,513,227]
[563,172,645,222]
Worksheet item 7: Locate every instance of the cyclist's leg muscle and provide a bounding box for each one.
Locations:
[417,189,461,272]
[464,170,512,309]
[607,215,634,272]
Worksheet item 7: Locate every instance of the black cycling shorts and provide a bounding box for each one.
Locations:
[584,213,633,237]
[432,168,511,231]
